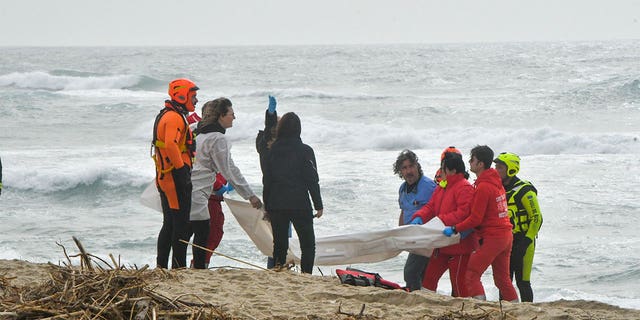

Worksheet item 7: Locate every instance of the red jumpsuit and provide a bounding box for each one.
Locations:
[205,173,227,264]
[412,173,477,296]
[455,168,518,301]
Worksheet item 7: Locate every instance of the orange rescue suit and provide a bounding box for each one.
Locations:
[152,103,194,209]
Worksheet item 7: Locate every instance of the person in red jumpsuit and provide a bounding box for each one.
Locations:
[443,145,518,302]
[411,152,477,296]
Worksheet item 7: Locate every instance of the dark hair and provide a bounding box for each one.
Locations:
[442,152,469,179]
[470,145,494,169]
[393,149,423,179]
[200,97,232,127]
[275,112,302,140]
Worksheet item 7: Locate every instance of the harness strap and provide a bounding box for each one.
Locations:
[151,105,192,177]
[509,180,536,232]
[154,140,188,152]
[151,108,169,178]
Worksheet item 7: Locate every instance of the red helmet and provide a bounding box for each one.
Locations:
[437,146,462,183]
[168,78,199,112]
[434,168,443,183]
[440,146,462,161]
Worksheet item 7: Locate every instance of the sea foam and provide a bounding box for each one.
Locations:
[0,71,145,91]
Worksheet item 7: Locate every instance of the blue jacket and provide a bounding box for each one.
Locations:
[398,175,436,225]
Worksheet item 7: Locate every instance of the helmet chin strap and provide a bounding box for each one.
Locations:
[167,100,189,115]
[176,102,190,115]
[178,105,190,115]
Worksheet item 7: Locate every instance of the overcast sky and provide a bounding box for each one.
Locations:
[1,0,639,46]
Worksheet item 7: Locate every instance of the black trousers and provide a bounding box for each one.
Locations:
[157,186,191,269]
[270,210,316,274]
[403,253,429,291]
[188,219,210,269]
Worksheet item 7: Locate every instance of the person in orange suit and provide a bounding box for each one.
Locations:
[152,78,199,269]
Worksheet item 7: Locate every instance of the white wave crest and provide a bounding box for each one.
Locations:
[212,110,640,155]
[231,87,393,100]
[2,149,154,193]
[280,115,640,155]
[539,287,640,310]
[0,71,142,91]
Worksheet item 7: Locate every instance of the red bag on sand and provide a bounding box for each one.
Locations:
[336,268,407,291]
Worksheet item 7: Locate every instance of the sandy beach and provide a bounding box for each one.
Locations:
[1,259,639,319]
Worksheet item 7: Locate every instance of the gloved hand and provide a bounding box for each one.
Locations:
[214,183,235,196]
[215,184,227,196]
[460,229,473,239]
[409,217,423,225]
[443,226,456,237]
[172,165,191,192]
[512,236,533,261]
[268,95,277,114]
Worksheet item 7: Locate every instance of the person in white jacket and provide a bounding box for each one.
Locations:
[189,97,262,268]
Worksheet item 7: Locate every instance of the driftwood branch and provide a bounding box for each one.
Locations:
[72,236,94,272]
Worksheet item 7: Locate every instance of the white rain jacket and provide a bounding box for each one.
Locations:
[190,131,256,221]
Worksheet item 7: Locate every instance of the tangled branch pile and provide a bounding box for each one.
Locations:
[0,237,234,320]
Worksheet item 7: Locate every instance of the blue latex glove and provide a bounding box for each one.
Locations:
[409,217,423,225]
[214,184,228,196]
[460,229,473,239]
[268,95,277,114]
[443,226,456,237]
[214,183,234,196]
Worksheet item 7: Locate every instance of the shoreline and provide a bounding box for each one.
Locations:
[1,259,639,319]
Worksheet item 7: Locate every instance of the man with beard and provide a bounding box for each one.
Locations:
[393,149,436,291]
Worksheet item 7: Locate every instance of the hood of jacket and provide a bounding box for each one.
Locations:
[195,120,225,135]
[270,136,303,151]
[475,168,503,189]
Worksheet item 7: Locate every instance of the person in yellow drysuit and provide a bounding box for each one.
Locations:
[494,152,543,302]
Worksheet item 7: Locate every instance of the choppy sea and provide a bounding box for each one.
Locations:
[0,41,638,308]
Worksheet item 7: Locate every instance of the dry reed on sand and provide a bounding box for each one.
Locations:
[0,237,235,320]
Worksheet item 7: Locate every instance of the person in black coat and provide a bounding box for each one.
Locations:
[256,95,292,269]
[263,112,323,273]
